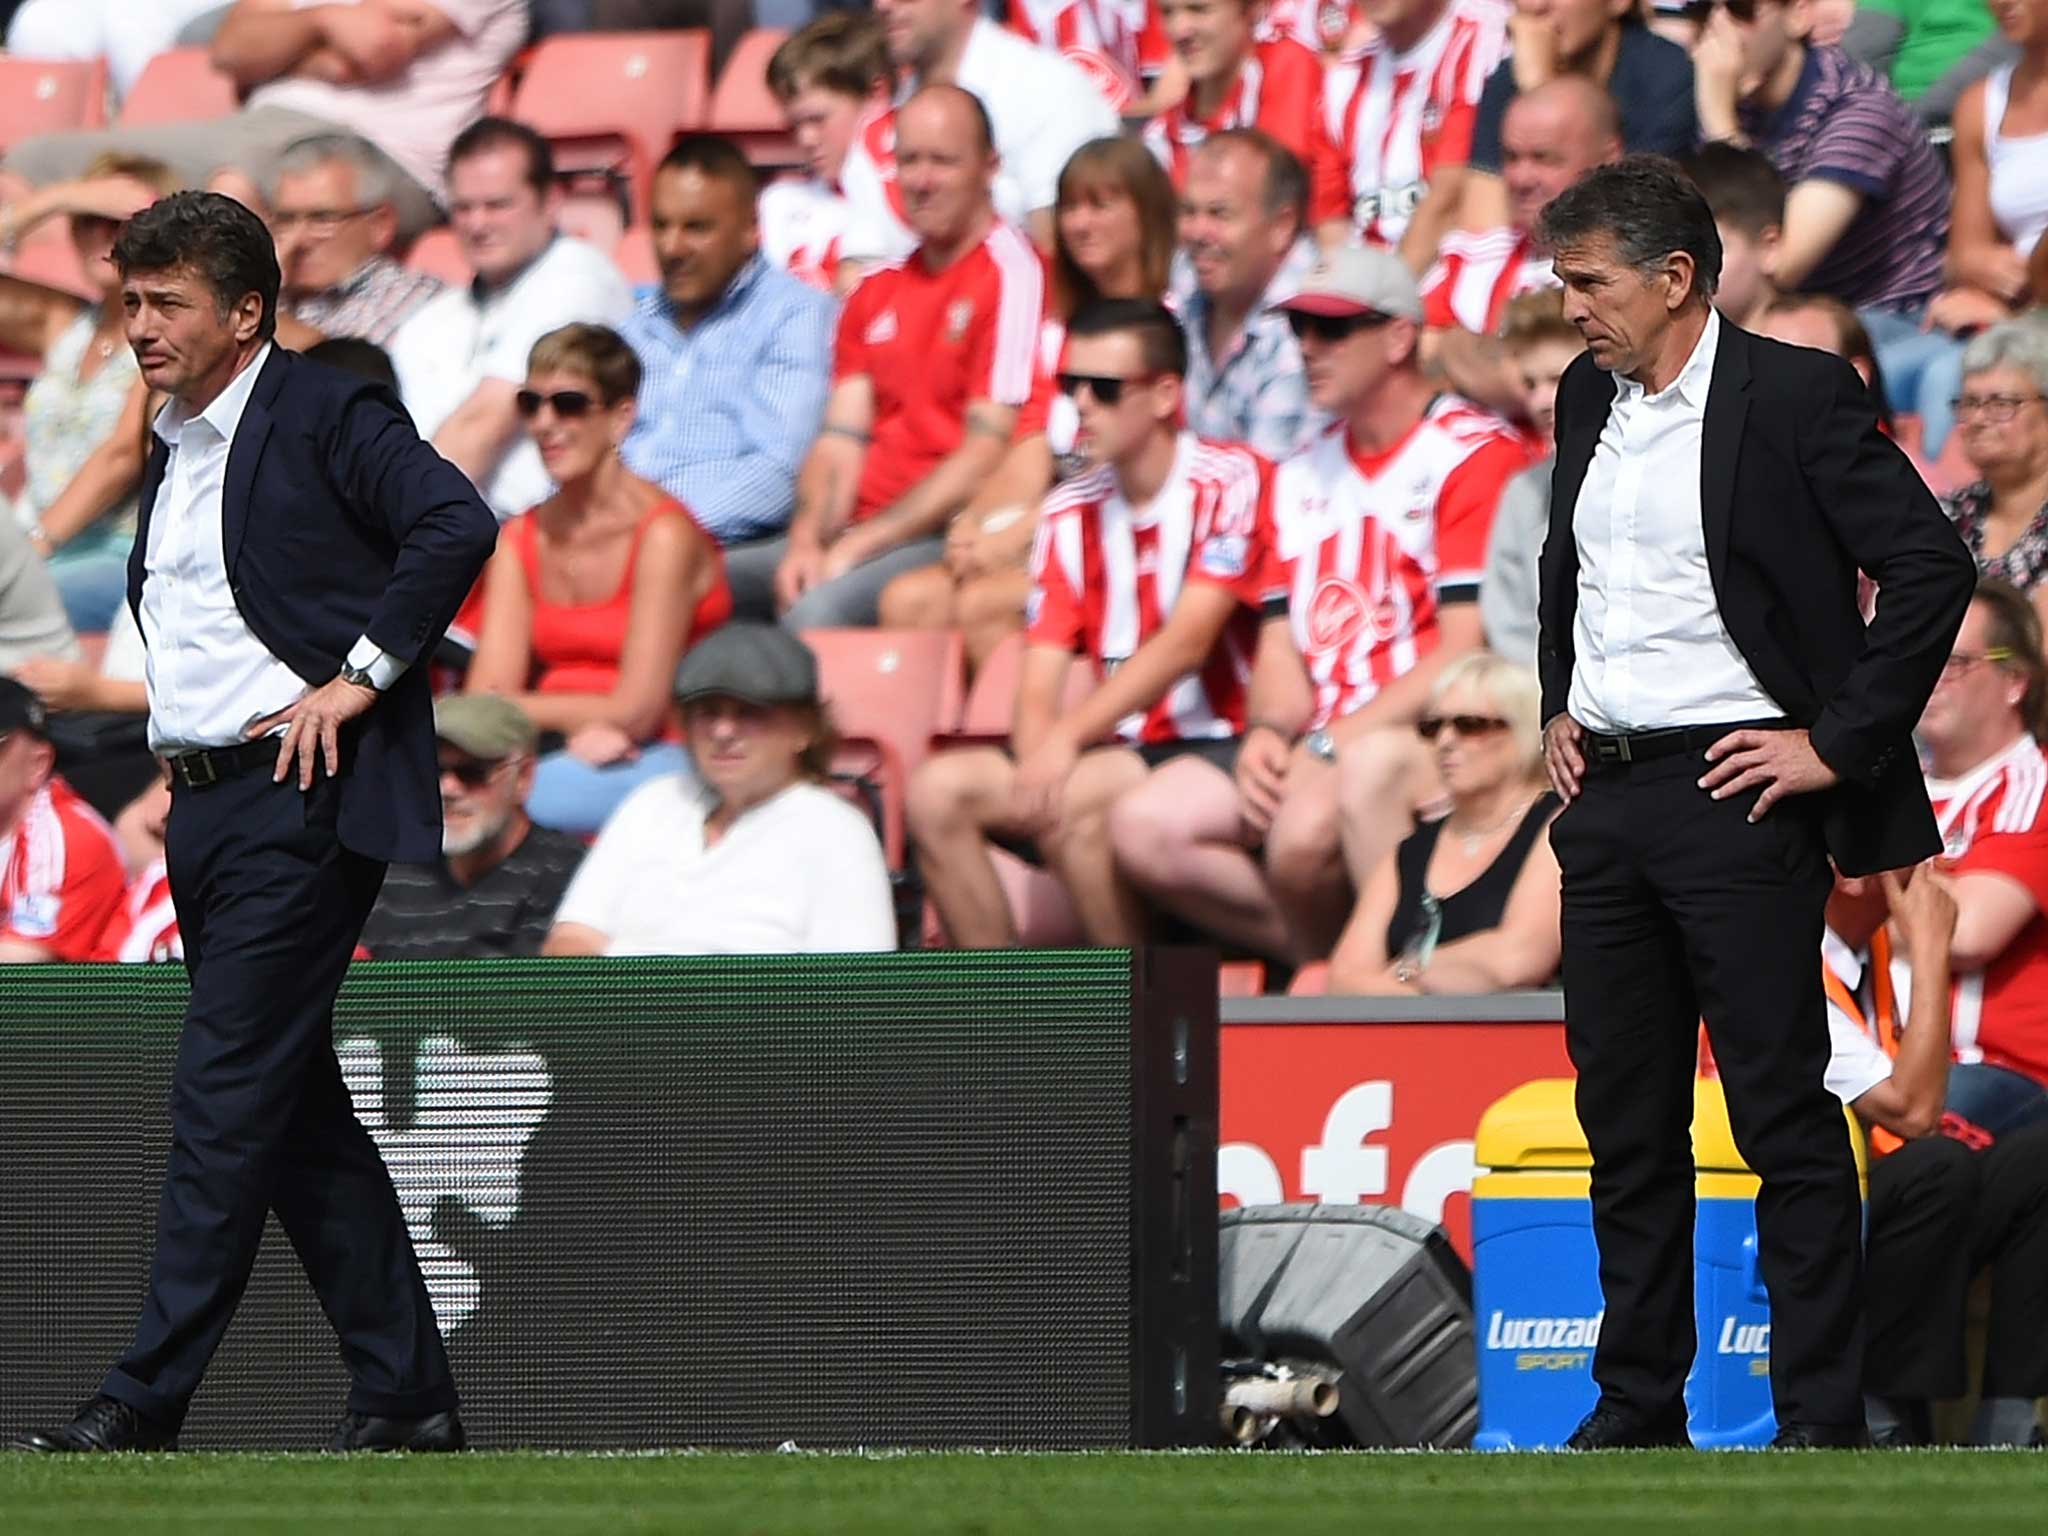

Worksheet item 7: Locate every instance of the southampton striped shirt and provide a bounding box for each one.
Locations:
[618,254,837,546]
[1904,734,2048,1091]
[1743,46,1950,311]
[0,777,125,961]
[833,222,1046,524]
[1422,226,1557,335]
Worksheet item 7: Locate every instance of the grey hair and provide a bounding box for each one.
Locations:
[1962,317,2048,394]
[270,133,398,208]
[1535,154,1722,301]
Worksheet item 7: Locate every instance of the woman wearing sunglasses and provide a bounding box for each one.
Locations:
[465,322,731,836]
[1325,652,1561,993]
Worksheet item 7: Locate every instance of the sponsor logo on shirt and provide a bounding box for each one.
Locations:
[1353,182,1427,228]
[1306,575,1370,651]
[866,309,900,345]
[946,299,975,341]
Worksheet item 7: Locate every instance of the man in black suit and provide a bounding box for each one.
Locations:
[1534,158,1975,1450]
[9,192,498,1454]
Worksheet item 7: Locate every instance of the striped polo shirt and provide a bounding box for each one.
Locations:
[1743,46,1950,312]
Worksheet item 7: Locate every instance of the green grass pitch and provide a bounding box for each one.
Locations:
[5,1450,2047,1535]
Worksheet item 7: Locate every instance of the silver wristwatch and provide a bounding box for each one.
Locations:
[338,661,380,692]
[1304,728,1336,763]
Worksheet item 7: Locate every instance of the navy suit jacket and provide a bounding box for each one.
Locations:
[127,346,499,865]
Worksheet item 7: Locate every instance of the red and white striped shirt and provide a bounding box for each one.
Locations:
[834,221,1046,523]
[1222,397,1528,730]
[1009,0,1167,108]
[0,776,127,961]
[758,176,851,294]
[1422,225,1558,334]
[1026,433,1268,744]
[1142,38,1350,225]
[1326,0,1508,247]
[96,858,183,964]
[1900,735,2048,1089]
[1262,0,1356,52]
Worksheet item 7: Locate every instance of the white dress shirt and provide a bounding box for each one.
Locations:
[1566,310,1782,734]
[141,345,404,753]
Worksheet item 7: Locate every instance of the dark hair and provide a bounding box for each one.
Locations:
[658,134,762,202]
[1535,154,1722,302]
[305,336,398,389]
[768,12,891,103]
[1681,142,1785,238]
[112,190,280,341]
[528,322,642,405]
[1066,298,1188,378]
[1052,137,1178,318]
[1199,128,1308,235]
[1973,578,2048,743]
[901,83,994,158]
[447,115,554,196]
[1760,292,1895,433]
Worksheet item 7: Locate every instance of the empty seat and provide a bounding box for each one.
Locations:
[614,226,659,287]
[708,29,797,166]
[0,57,109,150]
[509,31,712,220]
[118,47,237,126]
[806,628,966,868]
[938,628,1097,752]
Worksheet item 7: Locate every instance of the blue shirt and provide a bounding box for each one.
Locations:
[619,254,835,545]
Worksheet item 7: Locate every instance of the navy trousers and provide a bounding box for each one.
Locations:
[100,770,456,1428]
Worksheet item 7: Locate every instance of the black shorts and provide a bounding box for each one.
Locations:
[993,735,1242,868]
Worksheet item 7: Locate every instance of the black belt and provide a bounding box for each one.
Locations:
[165,738,282,790]
[1583,719,1795,767]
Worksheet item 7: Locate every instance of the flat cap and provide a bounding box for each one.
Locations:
[673,622,820,707]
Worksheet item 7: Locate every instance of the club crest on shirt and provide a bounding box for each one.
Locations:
[866,309,900,346]
[11,892,58,939]
[946,299,975,341]
[1201,534,1248,578]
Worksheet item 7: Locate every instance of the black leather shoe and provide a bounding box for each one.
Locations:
[1771,1421,1872,1450]
[8,1395,178,1453]
[1562,1399,1692,1450]
[327,1409,467,1453]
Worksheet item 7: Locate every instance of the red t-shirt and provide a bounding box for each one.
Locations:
[1026,433,1269,744]
[1142,38,1350,226]
[95,858,182,964]
[1,776,127,961]
[835,222,1047,523]
[1200,395,1529,729]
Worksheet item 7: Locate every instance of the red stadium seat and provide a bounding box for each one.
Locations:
[1286,961,1330,996]
[614,225,659,286]
[0,57,109,150]
[509,31,711,220]
[708,29,798,167]
[404,226,473,285]
[808,628,966,867]
[118,47,238,126]
[935,629,1097,752]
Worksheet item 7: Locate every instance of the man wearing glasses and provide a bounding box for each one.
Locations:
[272,134,443,348]
[356,696,586,961]
[1111,244,1528,965]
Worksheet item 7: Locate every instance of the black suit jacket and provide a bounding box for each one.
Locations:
[128,347,499,864]
[1537,319,1976,876]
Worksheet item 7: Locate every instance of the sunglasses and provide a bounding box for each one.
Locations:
[1056,371,1154,406]
[514,388,598,420]
[1285,310,1393,344]
[1417,714,1511,740]
[440,758,511,788]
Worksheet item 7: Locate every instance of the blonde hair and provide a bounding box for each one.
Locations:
[1430,651,1544,778]
[82,152,178,198]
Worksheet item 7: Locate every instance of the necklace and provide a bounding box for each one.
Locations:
[1444,795,1535,857]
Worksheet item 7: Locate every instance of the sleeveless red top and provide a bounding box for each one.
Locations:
[509,496,731,701]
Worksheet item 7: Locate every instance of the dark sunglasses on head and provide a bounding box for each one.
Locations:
[1056,371,1154,405]
[514,388,597,420]
[1417,714,1511,741]
[1285,310,1393,344]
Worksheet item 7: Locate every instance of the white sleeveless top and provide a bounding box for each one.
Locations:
[1985,63,2048,259]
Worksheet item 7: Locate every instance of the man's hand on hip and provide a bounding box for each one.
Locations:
[248,676,379,790]
[1700,727,1841,822]
[1543,714,1586,803]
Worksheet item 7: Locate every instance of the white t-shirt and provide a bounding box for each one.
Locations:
[758,177,853,294]
[250,0,529,196]
[1821,927,1897,1109]
[389,235,633,518]
[838,18,1122,262]
[552,775,896,956]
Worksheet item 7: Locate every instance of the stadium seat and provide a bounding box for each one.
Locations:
[935,629,1097,752]
[118,47,237,126]
[708,29,798,167]
[1286,961,1330,996]
[808,628,966,868]
[614,226,659,287]
[0,56,109,150]
[404,226,474,285]
[1218,960,1267,997]
[509,31,712,220]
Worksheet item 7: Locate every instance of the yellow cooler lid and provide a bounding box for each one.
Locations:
[1474,1079,1590,1170]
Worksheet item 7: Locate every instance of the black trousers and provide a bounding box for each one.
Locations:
[1551,746,1865,1428]
[99,771,455,1428]
[1865,1124,2048,1400]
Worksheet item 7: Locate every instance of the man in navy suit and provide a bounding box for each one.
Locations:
[9,192,498,1454]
